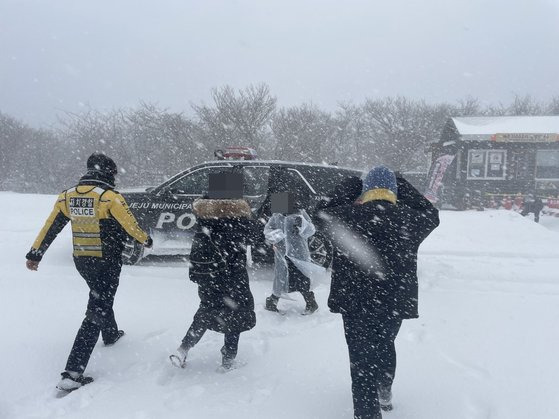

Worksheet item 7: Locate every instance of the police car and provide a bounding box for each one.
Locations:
[121,148,363,266]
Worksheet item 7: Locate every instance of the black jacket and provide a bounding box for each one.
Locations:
[315,176,363,212]
[189,199,263,333]
[318,177,439,319]
[522,198,544,214]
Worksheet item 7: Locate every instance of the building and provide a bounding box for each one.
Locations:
[426,116,559,209]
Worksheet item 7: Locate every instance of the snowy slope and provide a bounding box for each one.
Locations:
[1,192,558,419]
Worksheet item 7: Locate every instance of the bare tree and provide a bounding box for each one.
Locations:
[192,84,276,153]
[455,96,483,116]
[57,103,199,186]
[360,97,429,170]
[271,104,336,162]
[545,96,559,115]
[331,104,371,168]
[506,94,542,116]
[0,112,66,192]
[5,89,559,194]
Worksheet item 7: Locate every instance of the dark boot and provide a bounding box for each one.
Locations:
[265,294,280,312]
[303,291,318,314]
[220,346,236,370]
[354,413,382,419]
[378,385,393,411]
[104,330,125,346]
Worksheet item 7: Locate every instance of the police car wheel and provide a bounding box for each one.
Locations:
[122,239,144,265]
[309,233,332,268]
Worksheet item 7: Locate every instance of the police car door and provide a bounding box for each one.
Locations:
[240,165,270,263]
[152,165,232,252]
[242,165,270,213]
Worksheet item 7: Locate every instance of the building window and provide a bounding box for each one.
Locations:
[511,151,533,180]
[536,150,559,180]
[467,150,506,180]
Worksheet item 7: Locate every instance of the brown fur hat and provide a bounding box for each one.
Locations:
[193,199,252,219]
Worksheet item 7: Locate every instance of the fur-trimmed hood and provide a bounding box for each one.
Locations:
[193,199,252,219]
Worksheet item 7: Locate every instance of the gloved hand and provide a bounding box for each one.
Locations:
[290,216,303,235]
[26,259,39,271]
[265,229,285,244]
[144,236,153,248]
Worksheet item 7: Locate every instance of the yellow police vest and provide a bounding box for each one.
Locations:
[66,186,107,257]
[31,185,148,258]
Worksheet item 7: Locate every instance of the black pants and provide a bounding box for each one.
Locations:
[286,257,311,294]
[181,315,240,359]
[270,259,314,306]
[65,256,122,374]
[521,209,540,223]
[342,313,403,419]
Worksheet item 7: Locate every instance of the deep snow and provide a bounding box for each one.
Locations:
[1,192,558,419]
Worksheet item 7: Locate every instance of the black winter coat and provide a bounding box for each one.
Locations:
[318,177,439,319]
[189,199,263,333]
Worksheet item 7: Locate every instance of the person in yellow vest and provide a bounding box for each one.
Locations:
[25,153,152,393]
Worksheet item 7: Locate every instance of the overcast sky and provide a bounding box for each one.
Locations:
[1,0,558,127]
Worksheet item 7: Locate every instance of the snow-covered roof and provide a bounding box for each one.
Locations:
[452,116,559,141]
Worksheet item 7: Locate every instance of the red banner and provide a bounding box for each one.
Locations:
[424,154,455,203]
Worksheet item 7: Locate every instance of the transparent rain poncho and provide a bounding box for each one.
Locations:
[264,209,324,296]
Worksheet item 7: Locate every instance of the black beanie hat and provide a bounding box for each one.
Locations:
[87,153,117,175]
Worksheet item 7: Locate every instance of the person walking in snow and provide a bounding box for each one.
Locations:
[317,167,439,419]
[170,172,262,371]
[521,193,544,223]
[25,153,152,393]
[263,192,319,314]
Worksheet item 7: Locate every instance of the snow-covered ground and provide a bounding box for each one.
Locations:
[1,192,558,419]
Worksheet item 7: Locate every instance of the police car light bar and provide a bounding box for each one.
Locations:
[215,147,258,160]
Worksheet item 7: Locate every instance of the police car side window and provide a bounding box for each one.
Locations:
[298,167,359,196]
[243,166,270,196]
[166,167,228,195]
[286,168,315,194]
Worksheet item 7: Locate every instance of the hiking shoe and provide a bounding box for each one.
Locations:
[220,345,237,370]
[303,292,319,314]
[56,371,94,392]
[265,295,280,312]
[104,330,125,346]
[304,299,319,314]
[169,345,189,368]
[378,385,393,411]
[221,355,235,370]
[221,352,238,371]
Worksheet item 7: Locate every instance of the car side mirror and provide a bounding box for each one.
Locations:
[156,187,174,197]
